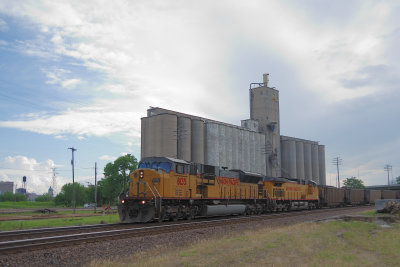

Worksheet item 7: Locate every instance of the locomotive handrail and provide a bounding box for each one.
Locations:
[152,184,162,214]
[144,182,157,209]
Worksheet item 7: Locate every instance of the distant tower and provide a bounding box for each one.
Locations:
[22,176,27,190]
[48,186,54,197]
[52,168,57,195]
[249,73,281,177]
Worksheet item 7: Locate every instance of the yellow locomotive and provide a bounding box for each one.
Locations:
[118,157,318,223]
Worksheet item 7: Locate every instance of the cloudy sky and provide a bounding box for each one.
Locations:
[0,0,399,194]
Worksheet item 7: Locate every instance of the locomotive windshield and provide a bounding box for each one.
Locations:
[138,161,172,173]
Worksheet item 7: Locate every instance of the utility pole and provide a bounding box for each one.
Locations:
[332,157,342,188]
[68,147,77,214]
[51,168,57,196]
[384,164,392,189]
[14,183,17,208]
[94,162,97,214]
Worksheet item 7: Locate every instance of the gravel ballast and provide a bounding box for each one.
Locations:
[0,206,372,267]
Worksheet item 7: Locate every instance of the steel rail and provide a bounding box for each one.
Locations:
[0,223,123,242]
[0,206,370,254]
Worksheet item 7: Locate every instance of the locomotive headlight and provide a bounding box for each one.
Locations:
[139,170,144,179]
[121,200,125,204]
[141,200,146,205]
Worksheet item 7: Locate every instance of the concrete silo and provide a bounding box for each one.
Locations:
[311,144,320,184]
[159,114,178,158]
[295,141,305,180]
[177,116,191,162]
[205,122,220,167]
[191,119,205,164]
[303,142,312,181]
[318,145,326,185]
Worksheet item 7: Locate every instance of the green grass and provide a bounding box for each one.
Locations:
[360,209,379,216]
[0,201,56,209]
[0,210,97,217]
[89,220,400,267]
[0,214,120,231]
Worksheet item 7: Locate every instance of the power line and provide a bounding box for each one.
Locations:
[0,166,93,172]
[332,157,343,188]
[0,167,53,172]
[68,147,77,214]
[384,164,392,189]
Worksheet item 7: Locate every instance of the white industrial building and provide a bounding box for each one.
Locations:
[141,74,326,185]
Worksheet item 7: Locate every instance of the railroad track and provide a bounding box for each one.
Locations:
[0,206,371,254]
[0,223,125,242]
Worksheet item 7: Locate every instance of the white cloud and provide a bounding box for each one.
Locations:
[0,156,62,194]
[99,155,117,162]
[61,78,81,89]
[42,68,81,89]
[0,102,142,137]
[0,18,7,31]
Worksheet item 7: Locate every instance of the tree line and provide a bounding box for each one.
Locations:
[342,176,400,189]
[54,154,137,206]
[0,154,138,206]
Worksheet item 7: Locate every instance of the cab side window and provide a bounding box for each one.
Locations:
[176,164,184,174]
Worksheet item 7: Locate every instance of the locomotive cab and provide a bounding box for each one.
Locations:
[118,157,192,223]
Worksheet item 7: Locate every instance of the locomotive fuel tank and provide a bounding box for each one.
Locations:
[201,205,246,216]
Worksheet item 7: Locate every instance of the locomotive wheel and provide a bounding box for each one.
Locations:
[186,210,194,220]
[158,210,165,222]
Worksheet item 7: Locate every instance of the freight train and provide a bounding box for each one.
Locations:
[118,157,398,223]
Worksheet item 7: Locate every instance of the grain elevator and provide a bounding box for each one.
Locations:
[140,74,326,184]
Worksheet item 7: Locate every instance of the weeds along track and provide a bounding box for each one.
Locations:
[0,206,371,254]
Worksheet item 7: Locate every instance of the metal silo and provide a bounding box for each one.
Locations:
[218,124,226,168]
[288,140,297,178]
[311,144,320,184]
[295,141,305,180]
[177,116,191,162]
[249,132,256,172]
[255,133,265,175]
[243,130,251,172]
[318,145,326,185]
[238,129,244,171]
[231,127,239,168]
[281,140,289,178]
[191,119,204,164]
[303,142,312,181]
[225,126,233,169]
